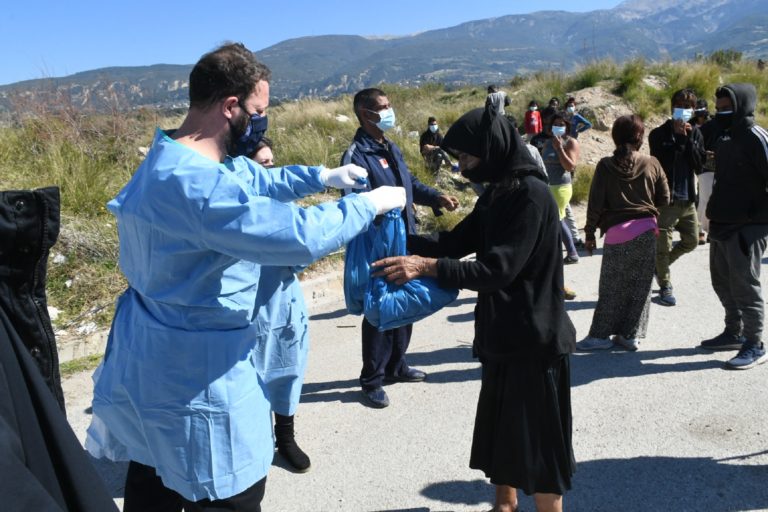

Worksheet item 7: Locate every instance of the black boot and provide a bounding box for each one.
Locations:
[274,413,311,473]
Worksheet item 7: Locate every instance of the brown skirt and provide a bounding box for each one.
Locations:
[469,354,575,495]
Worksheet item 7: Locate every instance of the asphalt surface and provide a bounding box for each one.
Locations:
[63,238,768,511]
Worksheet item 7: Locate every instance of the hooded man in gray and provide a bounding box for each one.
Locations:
[699,83,768,370]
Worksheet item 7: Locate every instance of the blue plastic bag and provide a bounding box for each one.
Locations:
[363,209,459,331]
[343,225,375,315]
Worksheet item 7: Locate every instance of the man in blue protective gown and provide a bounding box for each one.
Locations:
[85,43,406,511]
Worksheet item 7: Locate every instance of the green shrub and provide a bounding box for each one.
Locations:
[704,49,743,68]
[566,60,619,91]
[615,58,647,96]
[571,164,596,204]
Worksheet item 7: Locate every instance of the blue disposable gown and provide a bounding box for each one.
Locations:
[85,129,376,501]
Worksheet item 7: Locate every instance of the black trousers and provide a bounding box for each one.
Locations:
[360,319,412,390]
[124,461,266,512]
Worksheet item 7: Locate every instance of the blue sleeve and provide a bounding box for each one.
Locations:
[574,114,592,133]
[200,172,376,266]
[411,173,442,207]
[238,158,326,202]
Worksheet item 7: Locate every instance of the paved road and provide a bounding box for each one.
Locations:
[63,239,768,511]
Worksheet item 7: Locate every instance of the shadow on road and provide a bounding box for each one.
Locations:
[407,346,475,366]
[571,347,724,387]
[420,478,492,507]
[446,312,474,323]
[310,308,351,321]
[571,454,768,511]
[565,300,598,311]
[418,452,768,511]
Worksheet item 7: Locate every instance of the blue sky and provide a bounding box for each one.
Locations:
[0,0,623,86]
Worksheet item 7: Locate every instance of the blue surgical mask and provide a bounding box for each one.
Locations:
[672,108,693,122]
[231,108,269,157]
[429,124,438,133]
[368,108,396,132]
[566,106,575,114]
[552,126,567,137]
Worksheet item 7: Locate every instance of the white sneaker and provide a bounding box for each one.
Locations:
[613,335,639,352]
[576,336,614,351]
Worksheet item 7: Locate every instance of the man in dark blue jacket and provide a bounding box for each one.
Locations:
[342,87,459,408]
[699,83,768,370]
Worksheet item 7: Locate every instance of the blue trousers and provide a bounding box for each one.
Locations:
[360,319,412,390]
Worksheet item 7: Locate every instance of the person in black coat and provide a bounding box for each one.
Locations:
[648,88,706,306]
[0,187,117,511]
[371,103,576,512]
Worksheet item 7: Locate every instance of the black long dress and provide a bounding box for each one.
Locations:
[413,174,576,495]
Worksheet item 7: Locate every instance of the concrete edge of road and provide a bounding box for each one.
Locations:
[55,270,346,364]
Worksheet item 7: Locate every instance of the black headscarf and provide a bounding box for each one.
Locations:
[441,102,545,185]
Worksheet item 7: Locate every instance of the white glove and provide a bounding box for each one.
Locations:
[319,164,368,189]
[359,186,407,215]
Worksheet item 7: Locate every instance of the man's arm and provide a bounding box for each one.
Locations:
[685,127,706,174]
[748,126,768,183]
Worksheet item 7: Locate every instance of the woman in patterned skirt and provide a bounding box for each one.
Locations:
[577,115,670,351]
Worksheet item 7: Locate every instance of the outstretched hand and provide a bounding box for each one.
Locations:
[371,255,438,285]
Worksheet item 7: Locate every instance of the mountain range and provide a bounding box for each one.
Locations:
[1,0,767,113]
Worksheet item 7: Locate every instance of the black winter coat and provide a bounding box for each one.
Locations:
[411,175,576,361]
[0,187,117,511]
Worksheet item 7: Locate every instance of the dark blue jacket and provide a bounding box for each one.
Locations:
[342,128,443,235]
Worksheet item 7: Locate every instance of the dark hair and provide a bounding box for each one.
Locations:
[487,84,498,93]
[566,97,576,105]
[612,115,645,167]
[189,42,271,109]
[549,97,560,106]
[247,136,273,160]
[549,112,571,135]
[428,116,437,124]
[353,88,386,123]
[254,136,273,151]
[695,98,708,110]
[671,88,697,109]
[528,100,538,107]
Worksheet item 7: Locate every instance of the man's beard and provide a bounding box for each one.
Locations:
[225,110,250,156]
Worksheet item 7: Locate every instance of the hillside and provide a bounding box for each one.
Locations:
[0,0,766,113]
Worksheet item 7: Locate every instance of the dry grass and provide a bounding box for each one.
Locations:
[2,55,766,330]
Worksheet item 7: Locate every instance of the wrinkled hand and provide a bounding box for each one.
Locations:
[438,195,459,211]
[359,186,406,215]
[319,164,368,189]
[371,255,437,285]
[585,239,597,256]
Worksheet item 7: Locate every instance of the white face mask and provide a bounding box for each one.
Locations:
[529,106,537,111]
[552,126,567,137]
[672,108,693,122]
[566,106,575,114]
[429,124,439,133]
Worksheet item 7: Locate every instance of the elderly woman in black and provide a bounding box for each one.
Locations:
[372,104,576,512]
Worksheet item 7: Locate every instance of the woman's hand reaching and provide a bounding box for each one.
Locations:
[371,255,438,285]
